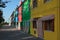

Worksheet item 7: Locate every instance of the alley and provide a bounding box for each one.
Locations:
[0,30,43,40]
[0,0,59,40]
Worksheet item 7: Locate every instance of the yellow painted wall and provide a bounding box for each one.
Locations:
[30,0,34,36]
[30,0,59,40]
[57,0,60,39]
[42,8,58,40]
[30,0,38,37]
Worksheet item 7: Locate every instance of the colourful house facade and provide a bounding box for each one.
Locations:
[20,0,31,33]
[30,0,60,40]
[14,9,18,28]
[10,7,18,28]
[18,0,22,30]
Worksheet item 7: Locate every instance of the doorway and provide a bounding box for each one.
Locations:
[37,19,44,39]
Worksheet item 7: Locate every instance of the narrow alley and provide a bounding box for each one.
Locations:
[0,0,60,40]
[0,27,43,40]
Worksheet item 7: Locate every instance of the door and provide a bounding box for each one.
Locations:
[37,19,44,39]
[24,21,30,33]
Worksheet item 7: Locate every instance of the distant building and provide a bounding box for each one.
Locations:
[18,0,22,30]
[10,8,18,28]
[20,0,31,33]
[9,17,11,26]
[10,11,15,27]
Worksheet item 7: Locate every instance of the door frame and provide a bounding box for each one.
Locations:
[37,18,44,39]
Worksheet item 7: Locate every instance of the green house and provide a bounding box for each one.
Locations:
[21,0,30,33]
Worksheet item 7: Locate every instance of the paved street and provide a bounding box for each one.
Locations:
[0,30,43,40]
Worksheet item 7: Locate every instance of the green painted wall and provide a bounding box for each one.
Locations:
[21,0,31,33]
[22,0,30,21]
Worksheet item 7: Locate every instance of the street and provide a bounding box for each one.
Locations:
[0,26,43,40]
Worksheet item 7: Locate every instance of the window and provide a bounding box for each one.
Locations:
[15,13,18,17]
[33,0,37,8]
[33,21,37,28]
[44,0,50,3]
[34,30,36,34]
[33,18,38,29]
[42,19,54,32]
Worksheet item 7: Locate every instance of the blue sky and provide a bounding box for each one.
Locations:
[2,0,21,22]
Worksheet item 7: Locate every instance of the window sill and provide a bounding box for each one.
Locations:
[45,30,54,32]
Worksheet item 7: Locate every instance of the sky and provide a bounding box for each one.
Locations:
[2,0,21,22]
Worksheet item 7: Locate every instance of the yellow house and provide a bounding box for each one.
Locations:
[30,0,60,40]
